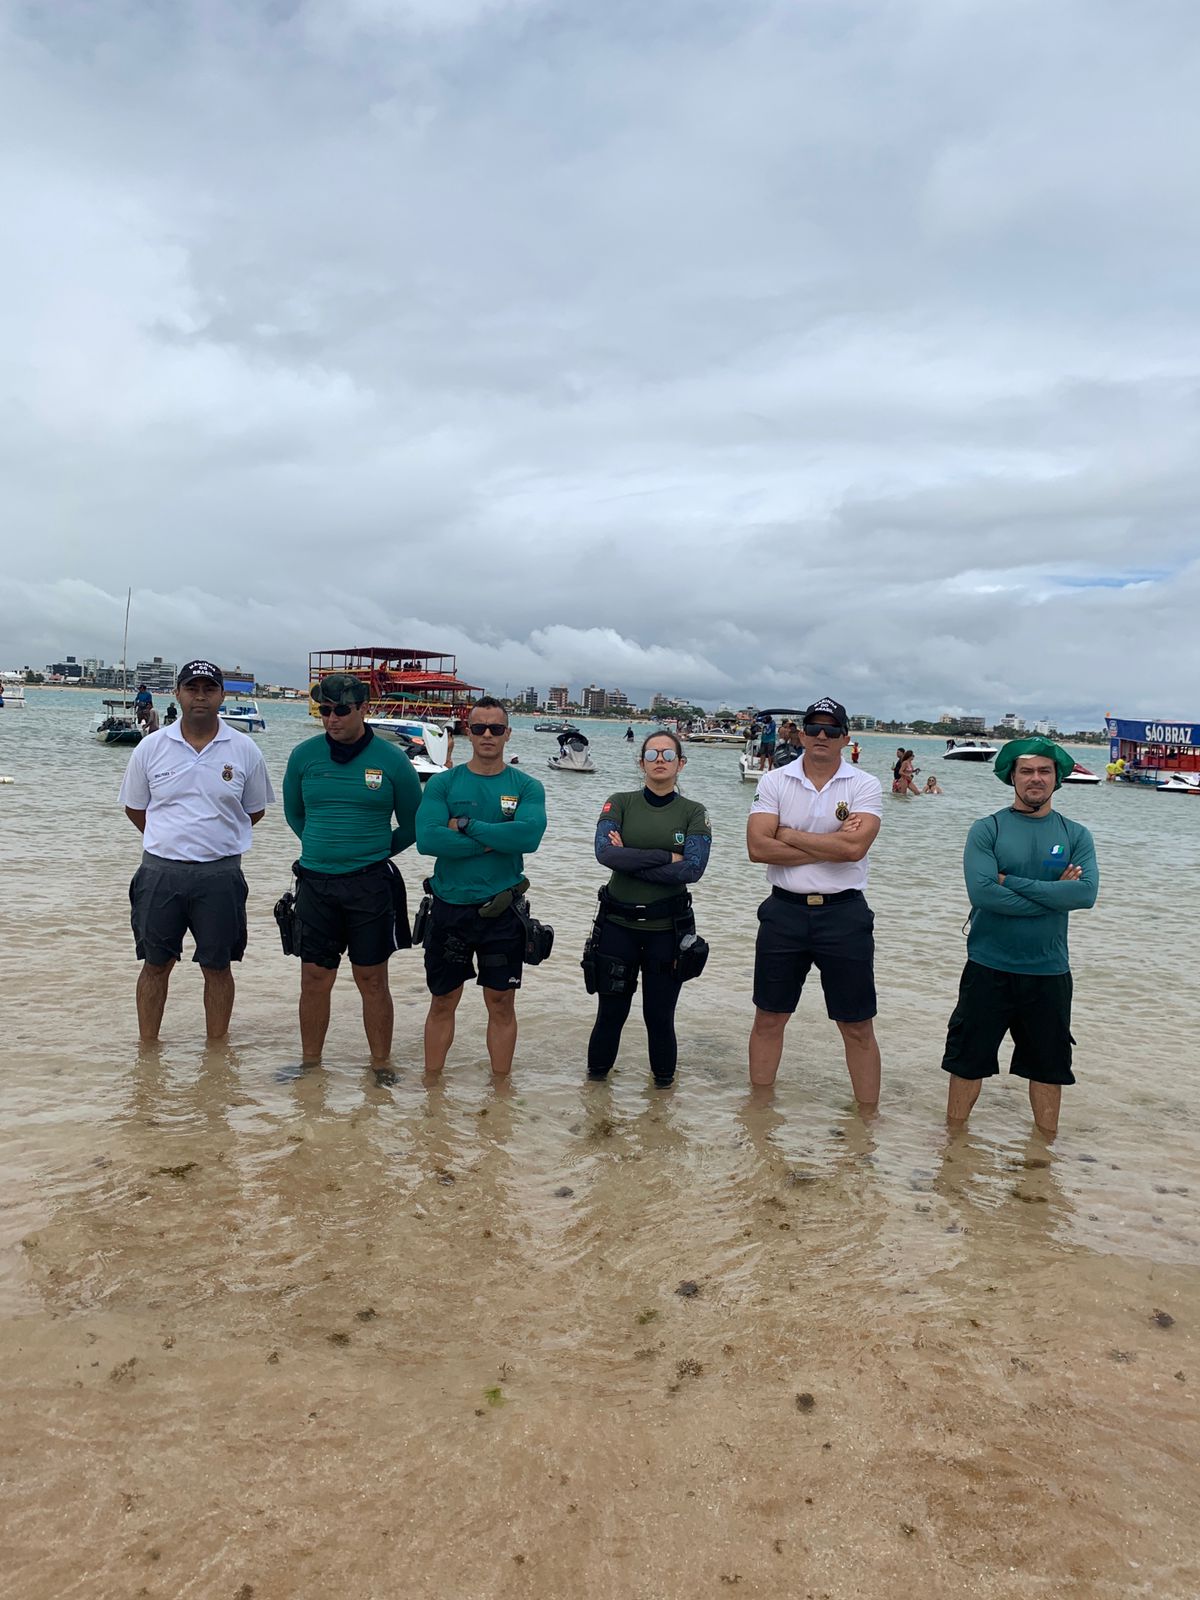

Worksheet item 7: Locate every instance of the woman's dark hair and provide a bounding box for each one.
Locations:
[640,728,683,763]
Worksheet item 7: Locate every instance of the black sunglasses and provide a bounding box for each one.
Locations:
[319,703,357,718]
[802,722,843,738]
[469,721,508,737]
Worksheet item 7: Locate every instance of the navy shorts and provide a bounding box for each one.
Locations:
[941,961,1075,1086]
[424,896,524,996]
[130,852,248,970]
[293,859,411,970]
[752,889,876,1022]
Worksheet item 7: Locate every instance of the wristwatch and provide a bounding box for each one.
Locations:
[456,816,471,834]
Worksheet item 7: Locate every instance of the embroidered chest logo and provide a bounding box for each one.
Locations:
[222,764,234,782]
[364,768,383,790]
[835,801,850,821]
[673,831,685,845]
[500,794,519,819]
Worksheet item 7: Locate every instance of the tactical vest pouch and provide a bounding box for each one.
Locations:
[676,931,710,983]
[581,938,635,996]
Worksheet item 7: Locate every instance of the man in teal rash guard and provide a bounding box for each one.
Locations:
[942,738,1099,1138]
[282,673,423,1080]
[416,697,547,1077]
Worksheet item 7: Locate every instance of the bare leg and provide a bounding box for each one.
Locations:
[483,988,518,1077]
[1028,1081,1062,1139]
[834,1018,881,1110]
[351,961,393,1064]
[424,987,463,1074]
[136,959,176,1041]
[748,1007,790,1087]
[299,961,338,1063]
[946,1073,983,1126]
[201,965,235,1040]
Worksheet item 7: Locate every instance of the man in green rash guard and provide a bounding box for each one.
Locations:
[941,737,1099,1138]
[416,697,547,1077]
[282,673,423,1081]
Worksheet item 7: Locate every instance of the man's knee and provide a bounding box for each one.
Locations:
[301,961,338,994]
[140,958,176,978]
[351,962,391,994]
[751,1007,789,1036]
[427,987,462,1016]
[483,987,517,1017]
[199,964,232,980]
[836,1017,876,1045]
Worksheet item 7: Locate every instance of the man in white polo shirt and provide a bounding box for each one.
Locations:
[746,697,884,1107]
[119,659,275,1042]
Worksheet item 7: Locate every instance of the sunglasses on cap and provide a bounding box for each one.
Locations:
[802,721,844,738]
[642,748,680,763]
[469,721,508,736]
[319,702,358,718]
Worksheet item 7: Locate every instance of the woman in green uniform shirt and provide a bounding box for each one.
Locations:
[586,730,711,1086]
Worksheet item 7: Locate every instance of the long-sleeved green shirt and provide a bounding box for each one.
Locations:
[416,764,547,904]
[964,807,1099,975]
[282,732,423,874]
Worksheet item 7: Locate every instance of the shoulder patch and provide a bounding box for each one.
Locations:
[602,801,612,813]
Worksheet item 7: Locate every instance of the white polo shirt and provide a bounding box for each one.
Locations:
[119,722,276,862]
[750,757,883,894]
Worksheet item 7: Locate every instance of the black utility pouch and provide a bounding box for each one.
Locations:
[273,889,297,956]
[516,897,554,965]
[676,931,710,983]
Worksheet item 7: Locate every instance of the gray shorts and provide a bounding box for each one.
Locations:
[129,851,249,969]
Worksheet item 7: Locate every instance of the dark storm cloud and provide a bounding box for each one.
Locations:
[2,0,1200,722]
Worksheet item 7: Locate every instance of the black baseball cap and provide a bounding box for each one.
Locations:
[802,697,849,732]
[177,659,224,687]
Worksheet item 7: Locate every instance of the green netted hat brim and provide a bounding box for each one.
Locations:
[312,673,368,706]
[994,737,1075,789]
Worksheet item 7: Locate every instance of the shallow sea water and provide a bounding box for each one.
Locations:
[1,693,1198,1598]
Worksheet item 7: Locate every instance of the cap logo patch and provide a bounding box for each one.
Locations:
[364,768,383,790]
[500,794,518,818]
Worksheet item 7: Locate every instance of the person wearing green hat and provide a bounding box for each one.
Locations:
[941,737,1099,1137]
[282,672,423,1080]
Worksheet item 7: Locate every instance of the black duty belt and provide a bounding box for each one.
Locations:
[772,886,863,908]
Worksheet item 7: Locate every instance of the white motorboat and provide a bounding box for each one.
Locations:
[219,698,267,733]
[0,681,25,708]
[739,747,766,783]
[1061,763,1101,786]
[548,731,595,773]
[685,723,745,745]
[534,719,578,733]
[1156,773,1200,794]
[365,717,451,780]
[943,740,999,762]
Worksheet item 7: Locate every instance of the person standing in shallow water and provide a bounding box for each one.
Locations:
[942,738,1099,1139]
[746,697,884,1109]
[585,730,711,1087]
[119,660,275,1042]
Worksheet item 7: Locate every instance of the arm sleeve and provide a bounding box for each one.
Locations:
[748,771,782,817]
[388,750,425,855]
[117,746,150,809]
[632,832,712,885]
[415,777,488,858]
[466,780,548,852]
[282,750,306,841]
[963,820,1045,918]
[592,794,671,869]
[241,749,276,814]
[1004,827,1099,911]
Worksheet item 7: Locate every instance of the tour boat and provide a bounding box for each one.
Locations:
[942,740,999,762]
[309,647,482,734]
[1106,714,1200,788]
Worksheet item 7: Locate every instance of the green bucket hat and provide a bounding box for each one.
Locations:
[994,736,1075,789]
[312,672,368,707]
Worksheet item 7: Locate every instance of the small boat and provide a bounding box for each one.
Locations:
[218,674,266,732]
[685,723,745,745]
[365,717,451,780]
[1061,763,1101,786]
[943,740,999,762]
[0,682,25,708]
[95,700,143,746]
[534,719,578,733]
[219,699,267,733]
[548,731,595,773]
[1156,773,1200,794]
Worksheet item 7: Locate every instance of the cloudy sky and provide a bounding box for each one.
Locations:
[3,0,1199,725]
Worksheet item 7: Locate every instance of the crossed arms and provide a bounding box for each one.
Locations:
[746,809,880,865]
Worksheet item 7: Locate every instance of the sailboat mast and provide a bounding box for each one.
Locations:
[121,587,131,698]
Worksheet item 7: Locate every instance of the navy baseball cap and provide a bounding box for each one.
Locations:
[802,697,849,732]
[177,659,224,687]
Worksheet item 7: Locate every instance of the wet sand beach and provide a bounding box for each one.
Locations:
[1,698,1198,1598]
